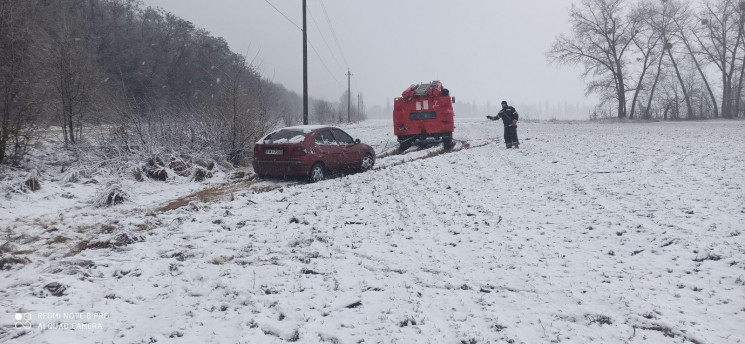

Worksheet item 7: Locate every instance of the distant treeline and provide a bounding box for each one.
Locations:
[549,0,745,120]
[0,0,362,166]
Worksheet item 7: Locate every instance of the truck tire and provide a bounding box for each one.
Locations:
[443,137,455,149]
[398,136,412,151]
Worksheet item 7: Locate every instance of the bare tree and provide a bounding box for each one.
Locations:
[312,99,335,124]
[0,0,41,165]
[212,54,276,165]
[548,0,639,118]
[645,0,695,119]
[50,4,97,145]
[664,0,720,118]
[696,0,745,118]
[629,1,664,118]
[733,1,745,117]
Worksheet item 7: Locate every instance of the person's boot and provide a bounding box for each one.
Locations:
[514,144,519,149]
[506,145,512,149]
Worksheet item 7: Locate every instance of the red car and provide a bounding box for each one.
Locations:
[253,125,376,182]
[393,80,455,150]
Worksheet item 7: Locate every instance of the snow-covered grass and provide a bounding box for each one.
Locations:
[1,118,744,343]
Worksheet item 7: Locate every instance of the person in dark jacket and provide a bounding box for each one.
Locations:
[487,101,520,148]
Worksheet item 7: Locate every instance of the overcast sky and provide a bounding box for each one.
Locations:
[141,0,591,116]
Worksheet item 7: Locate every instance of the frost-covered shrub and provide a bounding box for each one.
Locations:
[62,169,80,183]
[192,167,213,182]
[23,169,41,192]
[194,158,216,171]
[169,156,192,177]
[144,156,168,181]
[62,168,90,183]
[132,166,144,182]
[93,182,130,207]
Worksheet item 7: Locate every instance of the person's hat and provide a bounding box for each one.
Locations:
[501,100,508,105]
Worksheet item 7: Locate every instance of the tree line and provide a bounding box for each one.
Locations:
[0,0,362,166]
[549,0,745,120]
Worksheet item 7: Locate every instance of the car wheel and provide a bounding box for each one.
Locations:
[360,153,375,172]
[308,163,325,183]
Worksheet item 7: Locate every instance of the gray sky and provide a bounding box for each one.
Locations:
[141,0,591,116]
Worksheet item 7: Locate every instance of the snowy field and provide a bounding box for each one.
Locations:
[1,118,744,343]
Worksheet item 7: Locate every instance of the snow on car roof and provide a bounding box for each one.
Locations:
[282,125,334,133]
[256,125,335,144]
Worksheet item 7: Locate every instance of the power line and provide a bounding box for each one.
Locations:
[307,4,345,74]
[308,41,342,85]
[263,0,341,87]
[352,78,361,96]
[319,0,349,67]
[263,0,301,31]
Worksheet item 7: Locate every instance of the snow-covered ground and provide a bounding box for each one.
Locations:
[1,118,744,343]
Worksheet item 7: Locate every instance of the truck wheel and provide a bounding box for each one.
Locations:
[398,140,412,151]
[308,163,325,183]
[443,137,455,149]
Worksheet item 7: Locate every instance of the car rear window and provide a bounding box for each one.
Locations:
[410,112,437,121]
[260,130,307,144]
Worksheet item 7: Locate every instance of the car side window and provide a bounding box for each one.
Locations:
[315,130,336,145]
[332,129,354,145]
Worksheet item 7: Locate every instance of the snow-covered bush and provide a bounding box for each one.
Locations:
[93,182,130,207]
[131,166,144,182]
[61,167,92,184]
[169,156,192,177]
[23,168,41,192]
[61,168,81,183]
[192,167,213,182]
[144,156,168,181]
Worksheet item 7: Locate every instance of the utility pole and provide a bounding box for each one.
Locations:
[346,68,352,122]
[302,0,308,125]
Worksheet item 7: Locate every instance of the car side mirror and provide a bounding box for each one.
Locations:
[451,96,455,103]
[355,139,361,144]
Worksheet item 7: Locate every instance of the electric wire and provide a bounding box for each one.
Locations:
[309,41,342,85]
[319,0,349,67]
[263,0,341,86]
[262,0,301,31]
[307,3,345,75]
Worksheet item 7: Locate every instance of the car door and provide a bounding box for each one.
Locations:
[314,129,343,170]
[332,128,362,169]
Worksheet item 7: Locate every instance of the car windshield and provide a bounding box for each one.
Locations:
[260,130,307,144]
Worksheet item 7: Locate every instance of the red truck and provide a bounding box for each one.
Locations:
[393,81,455,150]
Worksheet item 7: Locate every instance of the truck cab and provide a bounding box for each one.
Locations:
[393,80,455,150]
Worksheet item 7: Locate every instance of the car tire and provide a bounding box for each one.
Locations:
[359,153,375,172]
[308,163,325,183]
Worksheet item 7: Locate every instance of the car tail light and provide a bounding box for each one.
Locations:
[290,146,306,156]
[253,145,259,157]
